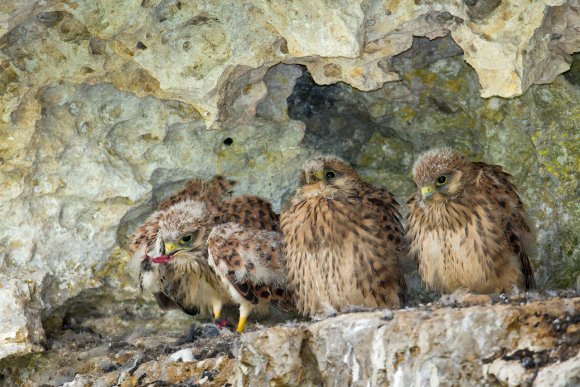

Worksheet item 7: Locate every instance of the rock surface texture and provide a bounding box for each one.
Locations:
[0,0,579,374]
[237,295,580,387]
[0,293,577,386]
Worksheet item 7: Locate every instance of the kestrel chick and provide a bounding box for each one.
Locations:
[406,148,535,294]
[208,223,293,332]
[129,176,282,320]
[148,200,232,317]
[281,156,406,316]
[129,176,235,316]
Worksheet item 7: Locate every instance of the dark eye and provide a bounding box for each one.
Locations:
[436,175,448,186]
[325,170,336,179]
[180,234,193,243]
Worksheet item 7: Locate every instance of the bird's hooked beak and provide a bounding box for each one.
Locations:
[150,241,180,264]
[304,170,325,185]
[313,170,324,181]
[420,185,435,201]
[306,170,325,184]
[164,241,178,255]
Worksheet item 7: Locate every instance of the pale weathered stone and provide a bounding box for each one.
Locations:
[0,289,577,386]
[1,0,578,131]
[236,297,580,386]
[0,277,45,359]
[237,326,305,386]
[534,353,580,386]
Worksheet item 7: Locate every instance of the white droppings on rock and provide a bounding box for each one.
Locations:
[61,374,92,387]
[168,348,195,363]
[483,358,528,387]
[381,309,394,321]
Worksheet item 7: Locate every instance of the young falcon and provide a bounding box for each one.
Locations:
[149,200,232,318]
[280,156,406,316]
[129,176,235,315]
[207,223,294,333]
[406,148,535,294]
[129,178,281,319]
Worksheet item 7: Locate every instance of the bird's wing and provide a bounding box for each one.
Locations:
[129,210,163,257]
[360,184,407,303]
[405,194,421,261]
[207,224,292,310]
[215,195,279,231]
[362,184,405,244]
[153,291,181,311]
[128,210,165,296]
[475,162,536,289]
[279,197,315,314]
[157,176,236,211]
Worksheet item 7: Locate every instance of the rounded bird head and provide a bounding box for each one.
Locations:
[412,148,469,204]
[297,156,361,199]
[155,200,213,267]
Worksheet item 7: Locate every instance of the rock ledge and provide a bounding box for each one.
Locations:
[237,296,580,386]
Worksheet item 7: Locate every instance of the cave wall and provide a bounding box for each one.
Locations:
[0,0,579,360]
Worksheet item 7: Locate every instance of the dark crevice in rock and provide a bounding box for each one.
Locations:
[286,35,482,171]
[391,35,464,74]
[563,52,580,86]
[463,0,503,21]
[298,330,324,385]
[42,288,157,343]
[287,66,399,165]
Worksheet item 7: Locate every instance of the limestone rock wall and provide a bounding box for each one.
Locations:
[0,0,579,360]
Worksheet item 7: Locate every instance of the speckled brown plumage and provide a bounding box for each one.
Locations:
[129,176,281,318]
[208,222,293,332]
[157,176,235,212]
[215,196,279,232]
[280,156,406,316]
[406,148,535,294]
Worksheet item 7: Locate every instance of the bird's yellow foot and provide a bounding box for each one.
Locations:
[236,316,247,333]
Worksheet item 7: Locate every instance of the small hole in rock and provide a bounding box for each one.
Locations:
[223,138,234,146]
[136,41,147,50]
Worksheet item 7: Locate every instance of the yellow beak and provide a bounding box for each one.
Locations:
[420,185,435,200]
[313,170,324,181]
[164,242,177,255]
